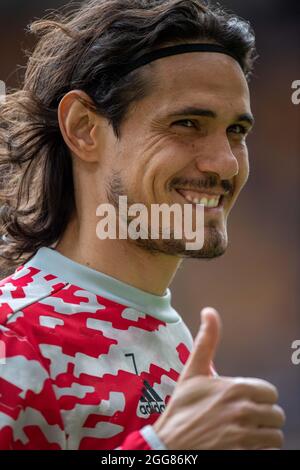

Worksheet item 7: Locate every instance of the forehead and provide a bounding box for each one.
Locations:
[146,52,251,114]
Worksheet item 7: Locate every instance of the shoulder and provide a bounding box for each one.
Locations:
[0,264,66,326]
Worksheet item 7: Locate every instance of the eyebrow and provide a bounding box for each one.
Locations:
[168,107,255,127]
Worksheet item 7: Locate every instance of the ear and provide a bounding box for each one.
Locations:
[58,90,105,163]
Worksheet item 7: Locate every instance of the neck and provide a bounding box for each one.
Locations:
[55,215,182,296]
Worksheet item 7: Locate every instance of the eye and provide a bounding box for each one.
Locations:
[228,124,248,136]
[172,119,198,129]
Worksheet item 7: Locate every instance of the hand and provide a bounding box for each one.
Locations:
[153,307,286,450]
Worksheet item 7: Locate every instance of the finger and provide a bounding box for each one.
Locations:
[236,402,286,428]
[253,404,286,428]
[229,377,279,405]
[245,428,284,450]
[178,307,221,382]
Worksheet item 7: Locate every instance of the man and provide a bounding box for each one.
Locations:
[0,0,285,450]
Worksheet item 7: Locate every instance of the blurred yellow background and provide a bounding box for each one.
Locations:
[0,0,299,449]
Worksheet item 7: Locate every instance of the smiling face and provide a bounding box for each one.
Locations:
[95,51,253,259]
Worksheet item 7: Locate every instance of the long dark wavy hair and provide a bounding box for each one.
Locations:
[0,0,256,275]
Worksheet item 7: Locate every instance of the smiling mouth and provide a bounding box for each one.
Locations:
[175,189,225,209]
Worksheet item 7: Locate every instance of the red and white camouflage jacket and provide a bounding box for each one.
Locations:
[0,247,194,450]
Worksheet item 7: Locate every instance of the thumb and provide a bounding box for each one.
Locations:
[178,307,221,383]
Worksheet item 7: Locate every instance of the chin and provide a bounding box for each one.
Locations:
[133,225,228,259]
[182,225,228,259]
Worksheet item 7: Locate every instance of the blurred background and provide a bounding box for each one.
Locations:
[0,0,299,449]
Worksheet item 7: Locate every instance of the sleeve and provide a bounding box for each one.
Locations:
[0,326,167,450]
[0,325,66,450]
[116,425,167,450]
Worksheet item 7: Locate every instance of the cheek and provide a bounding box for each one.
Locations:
[146,142,193,193]
[236,147,250,189]
[227,149,249,212]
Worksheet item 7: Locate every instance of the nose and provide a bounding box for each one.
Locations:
[195,134,239,181]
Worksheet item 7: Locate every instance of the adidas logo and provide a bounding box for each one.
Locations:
[124,353,166,416]
[139,380,166,416]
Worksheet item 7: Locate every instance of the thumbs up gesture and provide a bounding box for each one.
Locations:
[153,307,286,450]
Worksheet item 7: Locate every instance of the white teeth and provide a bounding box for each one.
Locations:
[208,198,218,208]
[183,194,220,208]
[177,190,220,208]
[199,197,208,206]
[206,198,220,208]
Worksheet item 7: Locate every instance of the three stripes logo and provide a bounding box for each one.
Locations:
[125,352,166,416]
[139,379,166,416]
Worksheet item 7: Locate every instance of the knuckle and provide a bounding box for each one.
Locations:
[233,400,254,422]
[224,378,254,402]
[226,378,249,397]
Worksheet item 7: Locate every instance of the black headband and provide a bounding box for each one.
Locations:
[120,43,242,77]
